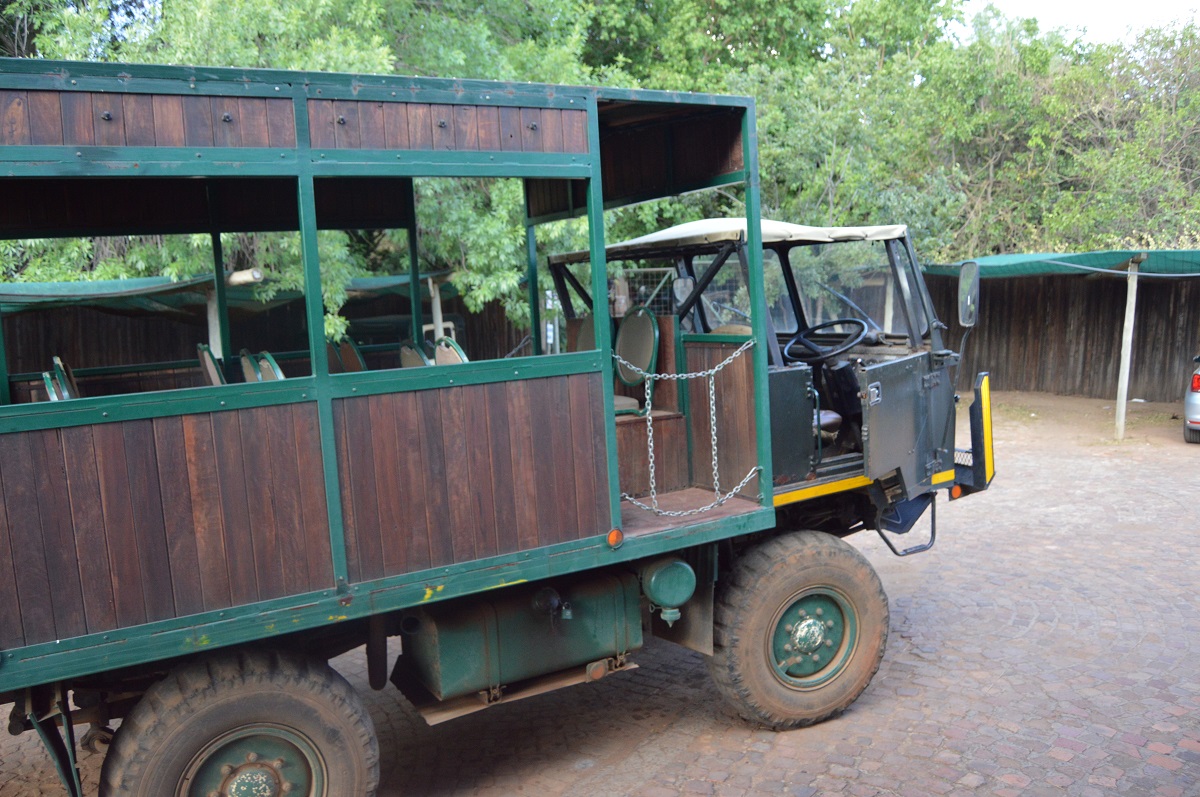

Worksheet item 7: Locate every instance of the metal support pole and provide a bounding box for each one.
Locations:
[1115,253,1147,440]
[0,308,10,405]
[526,224,543,355]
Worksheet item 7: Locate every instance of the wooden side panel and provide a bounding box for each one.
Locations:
[122,94,157,146]
[561,110,588,153]
[0,406,335,644]
[333,100,362,150]
[182,96,214,147]
[152,94,186,147]
[615,413,689,499]
[358,101,386,149]
[0,90,30,145]
[211,96,241,148]
[333,376,611,583]
[407,104,433,149]
[453,105,479,151]
[383,103,410,149]
[92,95,126,147]
[60,92,95,146]
[686,342,758,496]
[266,99,297,148]
[238,98,271,148]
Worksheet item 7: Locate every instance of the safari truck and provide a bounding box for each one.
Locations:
[0,58,993,796]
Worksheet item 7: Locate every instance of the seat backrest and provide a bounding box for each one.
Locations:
[614,306,658,386]
[52,356,81,399]
[400,343,431,367]
[240,349,261,383]
[255,351,286,381]
[433,337,468,365]
[339,339,367,373]
[197,344,226,386]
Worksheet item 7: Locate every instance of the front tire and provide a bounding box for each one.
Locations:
[100,650,379,797]
[709,531,889,729]
[1185,426,1200,444]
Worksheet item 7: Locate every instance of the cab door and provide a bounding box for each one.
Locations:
[859,352,936,499]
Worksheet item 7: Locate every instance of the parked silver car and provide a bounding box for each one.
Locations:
[1186,355,1200,443]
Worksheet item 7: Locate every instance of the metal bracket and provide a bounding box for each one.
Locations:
[27,686,83,797]
[874,494,937,557]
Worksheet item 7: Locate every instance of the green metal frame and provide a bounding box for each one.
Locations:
[0,57,771,693]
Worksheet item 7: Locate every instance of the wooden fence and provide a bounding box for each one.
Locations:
[927,274,1200,402]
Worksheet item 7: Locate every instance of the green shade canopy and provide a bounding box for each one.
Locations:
[925,250,1200,279]
[0,272,454,317]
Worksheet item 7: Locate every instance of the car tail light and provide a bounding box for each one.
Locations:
[1192,373,1200,392]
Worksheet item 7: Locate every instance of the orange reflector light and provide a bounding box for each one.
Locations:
[607,528,624,549]
[950,485,963,500]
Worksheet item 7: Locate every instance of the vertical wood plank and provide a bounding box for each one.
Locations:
[498,107,522,151]
[462,386,498,558]
[547,376,580,540]
[407,104,433,149]
[506,380,540,550]
[562,109,588,153]
[453,106,479,151]
[540,109,564,153]
[263,406,307,596]
[431,105,454,150]
[528,380,563,544]
[152,94,185,147]
[417,390,453,566]
[331,401,361,583]
[211,97,241,147]
[343,398,385,581]
[484,382,519,555]
[382,103,410,149]
[439,388,476,563]
[152,416,204,617]
[333,100,361,149]
[30,430,87,640]
[60,425,118,633]
[0,432,57,643]
[368,394,406,577]
[292,404,334,589]
[27,91,64,145]
[211,411,258,605]
[92,424,147,628]
[240,407,286,599]
[519,107,543,152]
[391,392,431,571]
[567,375,599,538]
[182,96,214,147]
[123,420,176,622]
[307,99,337,149]
[60,92,95,146]
[92,94,126,146]
[0,453,27,647]
[358,101,386,149]
[181,414,233,611]
[238,98,270,147]
[476,106,501,151]
[266,99,297,148]
[588,372,611,523]
[122,94,156,146]
[0,90,30,145]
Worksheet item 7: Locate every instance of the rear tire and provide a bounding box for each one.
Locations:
[100,650,379,797]
[1185,426,1200,444]
[709,531,888,729]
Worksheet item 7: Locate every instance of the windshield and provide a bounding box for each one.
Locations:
[691,248,797,332]
[785,239,911,337]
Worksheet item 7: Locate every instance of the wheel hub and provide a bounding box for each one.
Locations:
[770,589,857,688]
[222,758,289,797]
[184,725,320,797]
[790,617,826,654]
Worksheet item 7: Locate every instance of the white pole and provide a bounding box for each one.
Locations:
[1115,254,1146,440]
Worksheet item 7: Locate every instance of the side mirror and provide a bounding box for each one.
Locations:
[1194,354,1200,364]
[958,261,980,328]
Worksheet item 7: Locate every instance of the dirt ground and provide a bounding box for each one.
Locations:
[0,390,1197,796]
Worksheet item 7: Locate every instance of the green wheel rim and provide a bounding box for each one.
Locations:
[767,587,858,689]
[180,724,326,797]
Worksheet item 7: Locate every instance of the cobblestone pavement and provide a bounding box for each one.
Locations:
[1,392,1197,796]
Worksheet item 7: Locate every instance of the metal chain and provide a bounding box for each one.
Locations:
[614,339,759,516]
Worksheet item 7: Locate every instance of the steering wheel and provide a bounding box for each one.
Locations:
[783,318,869,365]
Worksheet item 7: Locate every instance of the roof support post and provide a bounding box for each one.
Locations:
[526,223,543,355]
[1115,253,1147,440]
[408,225,423,344]
[0,308,9,405]
[207,232,233,362]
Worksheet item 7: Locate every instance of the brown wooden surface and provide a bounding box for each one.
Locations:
[615,411,689,499]
[0,90,295,148]
[306,100,588,153]
[620,490,757,538]
[0,405,333,645]
[333,374,610,583]
[686,341,758,497]
[927,274,1200,401]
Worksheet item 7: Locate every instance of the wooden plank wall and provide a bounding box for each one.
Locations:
[927,275,1200,401]
[615,414,688,498]
[0,405,332,647]
[333,373,610,583]
[308,101,588,154]
[685,341,758,496]
[0,90,296,148]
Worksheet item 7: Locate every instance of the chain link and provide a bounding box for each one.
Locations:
[614,339,759,516]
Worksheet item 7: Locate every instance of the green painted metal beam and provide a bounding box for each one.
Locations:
[0,309,8,405]
[526,224,543,355]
